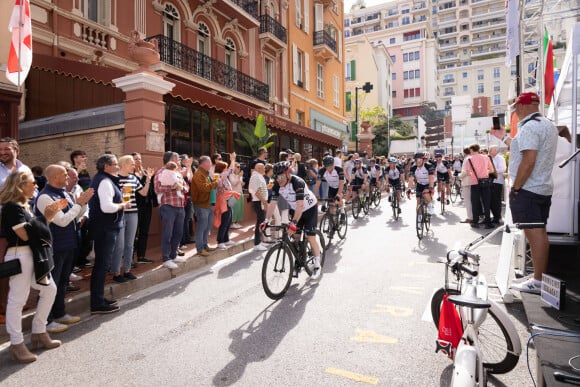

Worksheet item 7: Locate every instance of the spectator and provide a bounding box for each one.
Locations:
[334,150,343,168]
[35,165,93,334]
[228,161,245,229]
[458,148,473,223]
[488,145,507,224]
[245,147,268,185]
[1,172,64,363]
[248,163,269,251]
[132,152,156,265]
[154,152,189,269]
[70,150,91,191]
[214,157,240,250]
[31,166,47,190]
[64,166,89,285]
[263,163,281,239]
[190,155,218,257]
[305,159,319,193]
[294,153,307,180]
[180,154,195,247]
[88,154,131,314]
[464,143,494,228]
[492,91,558,294]
[111,155,149,282]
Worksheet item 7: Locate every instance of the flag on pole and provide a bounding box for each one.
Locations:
[505,0,520,67]
[6,0,32,87]
[543,27,555,107]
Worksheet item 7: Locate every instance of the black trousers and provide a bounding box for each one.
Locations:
[471,183,491,224]
[135,204,152,258]
[252,201,265,246]
[490,183,503,221]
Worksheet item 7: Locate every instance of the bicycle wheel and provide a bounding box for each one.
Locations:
[351,196,361,219]
[319,213,332,240]
[362,194,370,215]
[440,191,446,215]
[336,208,348,240]
[304,230,326,276]
[416,205,425,240]
[450,183,459,203]
[431,288,520,374]
[425,204,431,232]
[373,187,381,207]
[261,243,293,300]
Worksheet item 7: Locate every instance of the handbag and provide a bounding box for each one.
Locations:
[0,237,22,279]
[488,155,498,180]
[468,159,492,188]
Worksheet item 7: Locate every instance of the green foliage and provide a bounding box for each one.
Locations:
[419,105,443,122]
[360,105,388,126]
[371,115,415,156]
[233,114,277,157]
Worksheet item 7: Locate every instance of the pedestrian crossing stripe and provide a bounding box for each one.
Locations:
[389,286,424,295]
[351,329,398,344]
[371,304,413,317]
[325,367,379,385]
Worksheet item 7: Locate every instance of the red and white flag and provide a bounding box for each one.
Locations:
[6,0,32,87]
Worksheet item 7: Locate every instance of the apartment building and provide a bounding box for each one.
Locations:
[344,0,438,120]
[0,0,345,167]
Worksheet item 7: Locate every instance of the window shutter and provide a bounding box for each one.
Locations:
[346,91,352,112]
[351,121,357,142]
[292,44,298,84]
[350,60,356,81]
[304,0,309,33]
[333,75,339,107]
[304,53,310,90]
[338,34,342,62]
[314,3,323,32]
[295,0,301,28]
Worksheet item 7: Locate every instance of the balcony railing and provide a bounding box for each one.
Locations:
[228,0,258,19]
[313,30,337,53]
[259,14,287,43]
[149,35,269,103]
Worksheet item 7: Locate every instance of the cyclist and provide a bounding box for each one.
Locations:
[263,161,322,279]
[350,159,368,199]
[407,152,435,215]
[452,154,463,185]
[385,157,403,214]
[314,156,345,216]
[367,159,382,189]
[434,153,452,205]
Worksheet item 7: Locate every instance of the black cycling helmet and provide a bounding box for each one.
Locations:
[414,152,426,159]
[322,155,334,167]
[273,161,292,176]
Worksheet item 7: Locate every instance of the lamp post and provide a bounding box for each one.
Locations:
[355,81,373,153]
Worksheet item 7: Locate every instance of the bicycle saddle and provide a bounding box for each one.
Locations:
[448,294,491,309]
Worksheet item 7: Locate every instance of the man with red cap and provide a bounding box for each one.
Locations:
[491,91,558,294]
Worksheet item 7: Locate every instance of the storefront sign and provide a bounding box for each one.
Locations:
[541,273,566,310]
[320,124,342,139]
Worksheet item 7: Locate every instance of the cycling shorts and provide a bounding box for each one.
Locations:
[296,206,318,236]
[389,178,402,191]
[351,178,365,192]
[328,186,340,199]
[415,183,432,198]
[437,172,450,184]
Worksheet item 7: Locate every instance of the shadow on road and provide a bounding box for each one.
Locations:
[212,282,317,386]
[217,250,264,279]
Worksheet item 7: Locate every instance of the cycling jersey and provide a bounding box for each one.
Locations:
[368,166,380,179]
[386,166,403,181]
[351,166,368,181]
[435,160,451,175]
[409,163,434,185]
[317,166,344,189]
[272,175,317,211]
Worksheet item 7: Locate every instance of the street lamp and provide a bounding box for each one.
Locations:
[474,129,480,144]
[355,81,373,153]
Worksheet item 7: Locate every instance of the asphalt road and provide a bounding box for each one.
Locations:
[0,195,537,386]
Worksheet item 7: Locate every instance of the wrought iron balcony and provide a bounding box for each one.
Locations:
[313,30,337,60]
[228,0,258,19]
[149,35,269,103]
[259,14,287,44]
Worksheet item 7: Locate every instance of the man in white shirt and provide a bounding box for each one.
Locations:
[489,145,507,224]
[248,163,268,251]
[333,150,343,168]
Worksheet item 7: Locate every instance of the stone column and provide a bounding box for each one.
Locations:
[358,121,375,157]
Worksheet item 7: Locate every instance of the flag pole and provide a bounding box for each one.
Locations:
[17,0,23,90]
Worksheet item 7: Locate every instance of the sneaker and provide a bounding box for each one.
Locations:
[206,246,217,252]
[69,273,82,281]
[173,256,187,263]
[105,298,118,306]
[72,266,82,273]
[387,196,391,202]
[163,260,178,269]
[46,321,69,333]
[437,197,441,201]
[225,241,236,247]
[310,256,321,280]
[113,275,128,283]
[253,243,268,251]
[177,249,185,256]
[218,243,227,250]
[293,266,301,278]
[197,249,210,257]
[123,272,137,280]
[231,223,242,229]
[91,305,120,315]
[55,314,81,325]
[137,257,154,264]
[66,284,81,292]
[512,274,534,284]
[398,208,402,214]
[510,278,541,294]
[446,199,450,205]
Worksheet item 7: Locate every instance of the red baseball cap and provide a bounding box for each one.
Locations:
[514,92,540,105]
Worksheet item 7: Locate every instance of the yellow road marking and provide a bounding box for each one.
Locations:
[325,367,379,385]
[389,286,424,295]
[371,304,414,317]
[351,329,398,344]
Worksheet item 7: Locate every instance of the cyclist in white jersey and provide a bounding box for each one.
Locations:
[434,154,452,205]
[314,156,345,212]
[263,161,322,279]
[367,159,381,188]
[386,157,403,212]
[407,152,435,214]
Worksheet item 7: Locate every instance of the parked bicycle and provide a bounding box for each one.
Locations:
[319,198,348,243]
[351,185,370,219]
[430,223,543,386]
[261,224,326,300]
[450,178,463,203]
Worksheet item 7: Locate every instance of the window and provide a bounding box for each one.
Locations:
[415,69,420,79]
[392,73,396,80]
[402,8,410,14]
[493,95,501,105]
[403,30,421,41]
[415,88,420,96]
[345,30,351,37]
[163,3,181,42]
[403,53,408,62]
[409,71,414,79]
[82,0,112,25]
[333,75,339,107]
[344,19,350,27]
[297,50,303,84]
[493,67,500,78]
[265,58,275,98]
[409,89,414,97]
[477,70,484,80]
[295,0,301,28]
[392,90,397,98]
[404,71,408,80]
[402,17,410,25]
[390,38,396,44]
[415,51,420,60]
[390,55,396,63]
[462,85,468,91]
[225,38,236,69]
[404,89,409,98]
[317,64,324,98]
[296,110,305,125]
[462,72,468,78]
[349,60,356,80]
[197,23,210,78]
[493,81,500,92]
[477,83,484,93]
[346,91,352,112]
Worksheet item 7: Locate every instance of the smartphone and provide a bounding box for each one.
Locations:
[492,116,500,130]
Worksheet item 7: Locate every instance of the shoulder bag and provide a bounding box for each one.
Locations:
[468,158,492,188]
[0,237,22,279]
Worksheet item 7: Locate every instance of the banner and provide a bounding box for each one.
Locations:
[6,0,32,87]
[505,0,519,67]
[543,27,555,106]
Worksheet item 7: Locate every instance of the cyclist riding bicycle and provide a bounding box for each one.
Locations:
[367,159,382,189]
[263,161,322,279]
[407,152,435,214]
[314,155,345,215]
[434,154,452,205]
[386,157,403,214]
[350,159,368,196]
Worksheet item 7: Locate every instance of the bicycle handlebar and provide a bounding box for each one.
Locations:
[456,263,478,277]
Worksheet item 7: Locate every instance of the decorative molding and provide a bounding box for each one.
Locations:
[113,72,176,94]
[152,0,164,13]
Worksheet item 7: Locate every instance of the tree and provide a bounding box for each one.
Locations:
[233,114,276,157]
[371,115,415,156]
[360,105,388,126]
[419,104,443,122]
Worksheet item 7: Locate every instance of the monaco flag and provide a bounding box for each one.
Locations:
[6,0,32,87]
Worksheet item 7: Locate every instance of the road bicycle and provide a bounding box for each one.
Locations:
[451,178,463,203]
[438,180,449,215]
[319,198,348,244]
[430,223,543,386]
[387,184,401,221]
[413,189,431,240]
[351,185,370,219]
[261,224,326,300]
[370,183,381,208]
